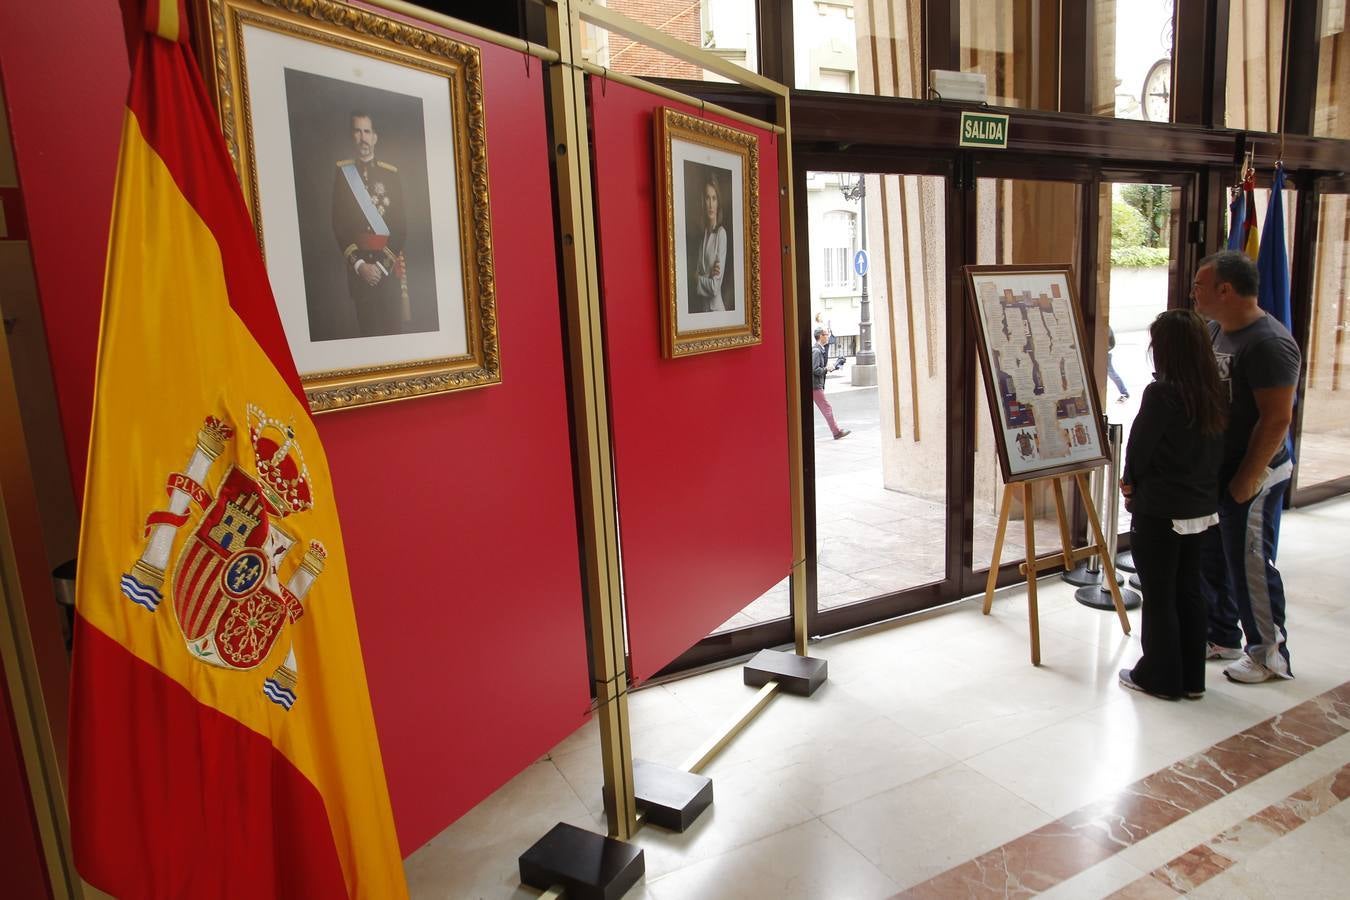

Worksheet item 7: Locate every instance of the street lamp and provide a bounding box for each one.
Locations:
[836,173,877,384]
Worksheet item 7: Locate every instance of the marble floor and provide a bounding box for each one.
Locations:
[404,493,1350,899]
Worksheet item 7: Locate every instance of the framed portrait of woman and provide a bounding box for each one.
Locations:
[199,0,500,411]
[653,108,761,358]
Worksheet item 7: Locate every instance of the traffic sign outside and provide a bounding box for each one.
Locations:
[853,249,868,277]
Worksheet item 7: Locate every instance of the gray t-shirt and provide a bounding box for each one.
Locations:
[1208,313,1300,483]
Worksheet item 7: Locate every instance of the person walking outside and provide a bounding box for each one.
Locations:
[1107,326,1130,402]
[1118,310,1226,700]
[814,311,845,371]
[1191,251,1301,684]
[812,328,849,440]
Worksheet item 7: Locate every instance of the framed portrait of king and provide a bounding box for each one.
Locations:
[200,0,499,411]
[654,107,762,358]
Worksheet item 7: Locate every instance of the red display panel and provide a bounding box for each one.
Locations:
[315,35,591,852]
[589,80,792,682]
[6,5,591,854]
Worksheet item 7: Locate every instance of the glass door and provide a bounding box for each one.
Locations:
[963,164,1095,590]
[799,156,957,633]
[1293,186,1350,504]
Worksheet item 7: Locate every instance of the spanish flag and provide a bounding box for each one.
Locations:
[1239,170,1260,260]
[68,2,406,896]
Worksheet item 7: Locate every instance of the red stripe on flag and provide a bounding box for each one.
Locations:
[69,616,348,898]
[124,38,306,407]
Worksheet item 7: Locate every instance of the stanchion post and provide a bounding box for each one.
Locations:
[1061,450,1103,587]
[1102,424,1124,569]
[1075,424,1140,617]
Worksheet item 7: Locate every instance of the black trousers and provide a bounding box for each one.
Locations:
[1129,512,1208,697]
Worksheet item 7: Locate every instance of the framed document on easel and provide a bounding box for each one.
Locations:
[963,265,1109,482]
[962,265,1129,665]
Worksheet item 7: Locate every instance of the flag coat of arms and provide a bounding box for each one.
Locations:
[68,2,407,896]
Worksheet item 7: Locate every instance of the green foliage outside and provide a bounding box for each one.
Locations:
[1110,245,1170,267]
[1111,184,1170,268]
[1111,200,1149,248]
[1121,184,1167,247]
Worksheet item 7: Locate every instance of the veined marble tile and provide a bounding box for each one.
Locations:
[901,684,1350,897]
[1114,732,1350,876]
[822,762,1049,891]
[704,713,954,816]
[645,818,897,900]
[963,706,1185,818]
[1170,795,1350,900]
[1037,855,1157,900]
[623,773,817,881]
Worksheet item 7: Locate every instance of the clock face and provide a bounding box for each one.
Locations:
[1142,59,1171,122]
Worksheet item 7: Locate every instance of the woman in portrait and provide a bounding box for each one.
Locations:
[692,175,727,313]
[1118,309,1226,701]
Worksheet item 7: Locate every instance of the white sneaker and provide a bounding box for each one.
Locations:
[1206,642,1243,661]
[1224,655,1279,684]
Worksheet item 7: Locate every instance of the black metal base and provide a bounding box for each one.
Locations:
[519,822,644,900]
[632,759,713,832]
[1061,561,1100,587]
[1115,550,1137,573]
[1074,584,1141,611]
[1062,561,1122,587]
[743,649,828,696]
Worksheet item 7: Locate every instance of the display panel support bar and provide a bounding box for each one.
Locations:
[544,0,638,841]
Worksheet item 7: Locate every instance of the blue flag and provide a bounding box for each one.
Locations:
[1257,164,1291,329]
[1226,189,1245,251]
[1256,163,1295,464]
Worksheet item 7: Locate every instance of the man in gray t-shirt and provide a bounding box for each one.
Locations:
[1192,251,1300,685]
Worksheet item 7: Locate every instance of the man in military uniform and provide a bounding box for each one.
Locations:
[332,111,408,337]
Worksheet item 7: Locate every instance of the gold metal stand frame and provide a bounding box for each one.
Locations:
[545,0,638,840]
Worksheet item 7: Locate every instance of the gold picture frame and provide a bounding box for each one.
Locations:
[202,0,499,411]
[653,107,761,358]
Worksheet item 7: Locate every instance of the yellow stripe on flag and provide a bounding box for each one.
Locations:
[154,0,180,42]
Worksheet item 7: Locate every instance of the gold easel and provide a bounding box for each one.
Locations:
[982,468,1130,665]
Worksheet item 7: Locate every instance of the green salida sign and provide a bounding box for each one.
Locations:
[959,111,1010,149]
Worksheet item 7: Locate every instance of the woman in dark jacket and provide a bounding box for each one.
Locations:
[1119,310,1227,700]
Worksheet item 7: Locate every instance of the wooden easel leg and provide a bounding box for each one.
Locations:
[1023,482,1041,666]
[1051,477,1075,573]
[1076,472,1132,635]
[983,483,1015,615]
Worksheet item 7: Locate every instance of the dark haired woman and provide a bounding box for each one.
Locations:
[693,177,728,313]
[1119,310,1227,700]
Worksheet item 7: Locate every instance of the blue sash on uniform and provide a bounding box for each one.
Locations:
[340,163,391,237]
